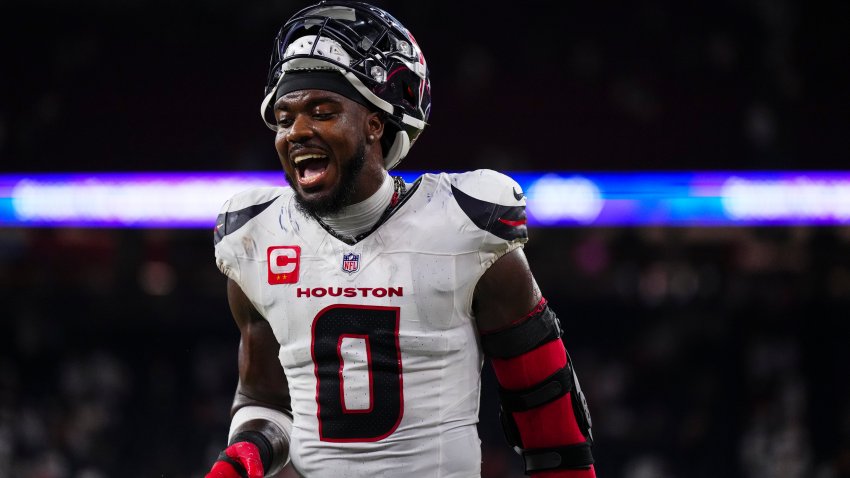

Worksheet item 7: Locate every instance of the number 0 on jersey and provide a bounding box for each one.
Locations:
[311,305,403,442]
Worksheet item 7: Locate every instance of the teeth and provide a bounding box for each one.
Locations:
[292,153,327,164]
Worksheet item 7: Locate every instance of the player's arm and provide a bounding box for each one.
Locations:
[206,279,292,478]
[474,249,596,477]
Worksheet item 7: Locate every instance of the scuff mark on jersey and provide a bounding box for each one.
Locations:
[279,206,288,232]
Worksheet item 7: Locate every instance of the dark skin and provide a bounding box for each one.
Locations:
[274,90,386,212]
[227,89,543,469]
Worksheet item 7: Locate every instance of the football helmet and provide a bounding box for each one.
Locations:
[261,1,432,170]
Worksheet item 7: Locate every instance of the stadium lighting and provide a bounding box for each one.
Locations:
[3,171,850,228]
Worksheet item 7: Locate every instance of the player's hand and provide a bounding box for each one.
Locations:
[205,441,265,478]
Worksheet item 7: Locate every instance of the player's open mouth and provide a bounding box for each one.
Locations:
[293,153,330,187]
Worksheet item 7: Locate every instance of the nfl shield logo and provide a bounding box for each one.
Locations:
[342,252,360,274]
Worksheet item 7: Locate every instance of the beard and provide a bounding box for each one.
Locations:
[287,141,367,217]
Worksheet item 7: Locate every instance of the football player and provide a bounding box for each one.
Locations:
[206,2,595,477]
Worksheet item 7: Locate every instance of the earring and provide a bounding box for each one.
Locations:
[368,134,375,142]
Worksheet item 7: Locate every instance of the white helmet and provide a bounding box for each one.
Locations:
[261,1,432,170]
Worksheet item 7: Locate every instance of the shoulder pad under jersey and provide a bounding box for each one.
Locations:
[449,169,528,242]
[214,187,285,245]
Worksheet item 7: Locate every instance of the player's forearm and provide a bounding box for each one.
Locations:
[481,299,596,477]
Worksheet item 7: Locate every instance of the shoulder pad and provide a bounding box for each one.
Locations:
[450,170,527,242]
[214,187,285,245]
[451,169,526,206]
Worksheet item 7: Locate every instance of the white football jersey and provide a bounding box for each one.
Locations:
[214,170,528,478]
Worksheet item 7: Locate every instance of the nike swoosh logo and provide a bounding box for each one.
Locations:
[498,217,527,227]
[513,187,524,201]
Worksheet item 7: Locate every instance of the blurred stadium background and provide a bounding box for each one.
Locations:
[2,0,849,477]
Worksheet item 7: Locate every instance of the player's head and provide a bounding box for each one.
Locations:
[261,1,431,171]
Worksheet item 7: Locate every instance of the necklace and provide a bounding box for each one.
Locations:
[389,175,406,207]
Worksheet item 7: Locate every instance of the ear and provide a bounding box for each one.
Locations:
[366,111,385,144]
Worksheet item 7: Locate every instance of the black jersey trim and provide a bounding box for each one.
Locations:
[451,185,528,241]
[214,197,279,245]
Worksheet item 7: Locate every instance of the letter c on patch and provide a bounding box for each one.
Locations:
[268,245,300,284]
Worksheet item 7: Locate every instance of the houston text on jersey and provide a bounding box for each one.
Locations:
[295,287,403,298]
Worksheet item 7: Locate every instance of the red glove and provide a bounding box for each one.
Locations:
[206,441,265,478]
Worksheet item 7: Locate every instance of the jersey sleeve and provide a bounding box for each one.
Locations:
[213,187,284,285]
[449,169,529,267]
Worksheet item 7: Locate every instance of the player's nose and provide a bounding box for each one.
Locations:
[286,114,314,143]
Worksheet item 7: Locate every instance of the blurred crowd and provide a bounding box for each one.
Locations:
[1,0,847,174]
[2,225,850,477]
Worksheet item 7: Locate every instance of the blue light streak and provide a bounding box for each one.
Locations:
[3,171,850,228]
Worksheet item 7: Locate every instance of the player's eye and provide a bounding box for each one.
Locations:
[313,110,335,120]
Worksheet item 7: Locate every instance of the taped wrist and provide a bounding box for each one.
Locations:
[228,406,293,475]
[481,300,595,475]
